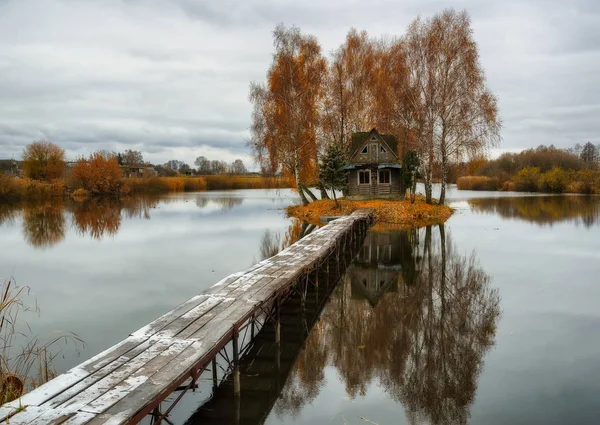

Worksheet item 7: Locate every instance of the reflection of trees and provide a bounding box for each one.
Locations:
[22,202,66,248]
[70,197,161,239]
[70,199,122,240]
[469,196,600,227]
[274,225,500,425]
[396,224,499,425]
[0,203,21,226]
[195,195,244,211]
[274,322,329,418]
[8,196,162,247]
[259,219,316,261]
[260,229,281,260]
[121,196,159,220]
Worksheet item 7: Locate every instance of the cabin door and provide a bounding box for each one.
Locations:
[370,143,378,163]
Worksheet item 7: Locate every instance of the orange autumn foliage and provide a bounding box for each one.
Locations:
[22,140,66,181]
[72,153,122,196]
[249,25,327,202]
[287,198,453,228]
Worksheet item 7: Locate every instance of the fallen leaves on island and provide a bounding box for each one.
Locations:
[286,198,453,228]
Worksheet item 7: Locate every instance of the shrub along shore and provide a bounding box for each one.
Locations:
[0,174,291,202]
[457,167,600,194]
[287,198,454,228]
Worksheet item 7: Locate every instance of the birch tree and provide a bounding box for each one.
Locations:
[431,10,501,204]
[249,24,327,205]
[405,10,501,204]
[321,29,375,152]
[404,18,438,204]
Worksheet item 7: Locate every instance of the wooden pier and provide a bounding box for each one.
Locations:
[0,210,373,425]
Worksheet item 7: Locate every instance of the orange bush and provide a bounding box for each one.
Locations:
[22,140,66,181]
[538,166,569,193]
[72,153,122,196]
[512,167,541,192]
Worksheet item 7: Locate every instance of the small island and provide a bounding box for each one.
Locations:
[287,197,453,228]
[286,129,453,228]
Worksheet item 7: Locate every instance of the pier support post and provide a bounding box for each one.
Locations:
[212,357,218,391]
[233,331,240,396]
[275,295,281,344]
[301,275,307,312]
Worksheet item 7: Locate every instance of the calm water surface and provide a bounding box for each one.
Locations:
[0,187,599,424]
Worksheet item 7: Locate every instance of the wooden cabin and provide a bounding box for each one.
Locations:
[346,128,402,199]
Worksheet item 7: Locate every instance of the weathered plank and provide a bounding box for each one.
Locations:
[130,295,209,338]
[0,337,152,420]
[79,341,206,424]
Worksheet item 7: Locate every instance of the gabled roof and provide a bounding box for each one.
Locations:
[350,128,399,159]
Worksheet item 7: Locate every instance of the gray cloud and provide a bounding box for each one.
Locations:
[0,0,599,167]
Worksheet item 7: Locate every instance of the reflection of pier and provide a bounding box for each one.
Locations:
[185,233,354,424]
[0,211,373,425]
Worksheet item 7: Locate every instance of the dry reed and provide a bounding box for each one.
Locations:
[0,277,84,405]
[456,176,499,191]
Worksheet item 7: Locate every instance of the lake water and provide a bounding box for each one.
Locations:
[1,187,599,424]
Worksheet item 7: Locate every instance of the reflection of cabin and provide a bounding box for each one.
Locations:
[349,231,403,306]
[121,165,158,178]
[346,129,402,199]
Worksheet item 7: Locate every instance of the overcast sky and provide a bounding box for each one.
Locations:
[1,0,599,166]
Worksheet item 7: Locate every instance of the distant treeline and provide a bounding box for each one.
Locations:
[0,141,290,202]
[457,143,600,194]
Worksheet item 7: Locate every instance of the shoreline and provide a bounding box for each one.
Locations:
[0,175,291,202]
[286,198,454,228]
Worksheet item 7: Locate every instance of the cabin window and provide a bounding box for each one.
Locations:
[378,244,392,263]
[371,136,378,141]
[379,169,391,184]
[361,145,368,154]
[358,169,371,185]
[380,145,387,153]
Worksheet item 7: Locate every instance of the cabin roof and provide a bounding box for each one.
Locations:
[350,129,399,160]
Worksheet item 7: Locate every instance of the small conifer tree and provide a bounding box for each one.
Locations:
[319,144,348,207]
[402,150,420,203]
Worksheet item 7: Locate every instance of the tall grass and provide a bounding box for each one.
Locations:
[123,177,208,194]
[124,175,290,194]
[458,168,600,194]
[203,175,290,190]
[0,173,291,201]
[0,174,64,202]
[456,176,499,191]
[0,277,83,404]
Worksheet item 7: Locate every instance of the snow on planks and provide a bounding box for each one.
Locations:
[0,210,372,425]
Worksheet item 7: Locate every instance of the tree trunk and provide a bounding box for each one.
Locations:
[295,169,310,205]
[410,170,417,204]
[332,188,338,208]
[439,166,447,204]
[300,183,318,202]
[424,163,433,205]
[439,133,448,205]
[425,134,434,204]
[318,181,330,199]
